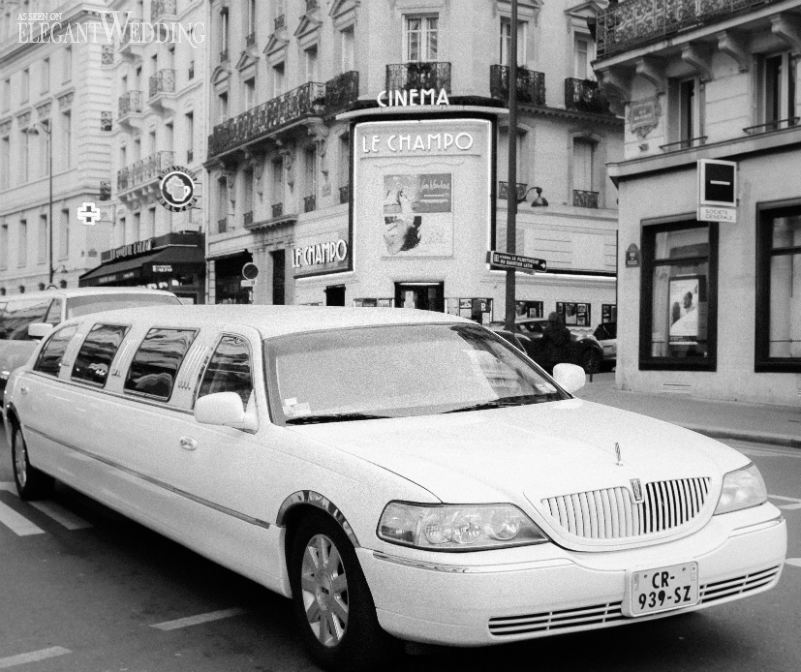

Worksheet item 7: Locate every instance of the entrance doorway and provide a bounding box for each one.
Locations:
[325,285,346,306]
[394,282,444,312]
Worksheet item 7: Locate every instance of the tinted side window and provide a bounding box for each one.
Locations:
[197,335,253,406]
[125,328,197,400]
[71,324,129,386]
[0,298,51,340]
[43,299,63,326]
[34,325,77,376]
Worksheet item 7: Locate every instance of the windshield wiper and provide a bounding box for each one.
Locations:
[285,412,390,425]
[444,393,563,413]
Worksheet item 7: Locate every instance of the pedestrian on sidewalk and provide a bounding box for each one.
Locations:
[541,311,571,374]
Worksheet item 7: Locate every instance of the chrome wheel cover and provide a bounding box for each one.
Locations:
[300,533,349,647]
[13,433,27,489]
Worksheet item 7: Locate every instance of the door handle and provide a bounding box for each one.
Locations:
[179,436,198,451]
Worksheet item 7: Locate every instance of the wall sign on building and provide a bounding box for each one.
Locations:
[292,237,350,278]
[697,159,737,223]
[158,166,199,212]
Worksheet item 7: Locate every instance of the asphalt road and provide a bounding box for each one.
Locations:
[0,429,799,672]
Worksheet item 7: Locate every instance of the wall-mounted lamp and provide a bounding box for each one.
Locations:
[517,186,549,207]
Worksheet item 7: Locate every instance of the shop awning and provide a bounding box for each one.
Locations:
[80,245,205,286]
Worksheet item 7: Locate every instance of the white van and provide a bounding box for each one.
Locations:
[2,304,786,671]
[0,287,180,406]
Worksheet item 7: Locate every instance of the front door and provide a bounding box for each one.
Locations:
[394,282,444,312]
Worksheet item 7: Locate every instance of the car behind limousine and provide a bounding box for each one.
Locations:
[2,305,787,671]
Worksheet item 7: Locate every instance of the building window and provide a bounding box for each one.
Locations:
[0,134,9,190]
[572,137,596,206]
[20,128,30,183]
[499,17,525,66]
[0,223,8,269]
[340,26,354,72]
[755,204,801,371]
[18,219,27,267]
[668,77,702,147]
[1,78,9,111]
[63,46,72,83]
[247,0,257,36]
[640,220,717,370]
[185,111,194,163]
[272,62,285,96]
[38,214,47,264]
[574,35,594,80]
[218,91,228,122]
[304,45,319,82]
[219,7,229,60]
[41,57,50,93]
[404,15,438,62]
[761,52,796,129]
[272,157,283,211]
[304,146,317,211]
[21,68,30,103]
[147,207,157,238]
[61,110,72,170]
[556,302,591,328]
[244,77,256,110]
[59,208,69,259]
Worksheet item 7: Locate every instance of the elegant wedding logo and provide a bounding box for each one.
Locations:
[17,10,206,47]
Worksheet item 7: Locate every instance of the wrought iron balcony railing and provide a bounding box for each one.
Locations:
[101,45,114,66]
[564,78,610,114]
[208,81,327,158]
[498,181,527,201]
[118,90,144,118]
[325,71,359,115]
[304,195,316,213]
[272,202,283,218]
[490,65,545,106]
[149,69,176,99]
[339,184,350,204]
[386,62,451,93]
[743,117,800,135]
[659,136,707,152]
[117,151,174,192]
[596,0,783,59]
[151,0,177,23]
[573,189,599,209]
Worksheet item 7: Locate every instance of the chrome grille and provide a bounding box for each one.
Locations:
[542,477,711,539]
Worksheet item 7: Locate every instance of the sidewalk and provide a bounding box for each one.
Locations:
[576,372,801,448]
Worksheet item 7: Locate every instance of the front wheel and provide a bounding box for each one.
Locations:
[11,424,54,500]
[288,512,395,671]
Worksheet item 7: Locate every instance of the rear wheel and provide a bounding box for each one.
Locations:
[11,424,54,500]
[289,512,395,671]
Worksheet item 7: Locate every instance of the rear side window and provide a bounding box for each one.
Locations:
[197,335,253,406]
[125,328,197,400]
[34,325,77,377]
[0,298,51,340]
[71,324,129,387]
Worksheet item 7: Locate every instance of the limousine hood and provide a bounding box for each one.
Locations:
[288,400,744,505]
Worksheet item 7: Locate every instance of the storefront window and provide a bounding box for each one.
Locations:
[756,205,801,371]
[557,301,591,328]
[640,221,717,370]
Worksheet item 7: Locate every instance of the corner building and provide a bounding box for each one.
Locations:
[205,0,622,327]
[595,0,801,405]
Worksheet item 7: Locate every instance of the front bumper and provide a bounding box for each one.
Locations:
[357,504,786,645]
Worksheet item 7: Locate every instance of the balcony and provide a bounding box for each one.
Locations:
[148,69,176,111]
[498,181,527,201]
[117,151,175,193]
[659,136,707,152]
[386,62,451,93]
[119,19,143,56]
[304,195,316,213]
[339,184,350,204]
[208,81,327,159]
[573,189,599,209]
[744,117,800,135]
[596,0,783,59]
[325,71,359,115]
[564,78,610,115]
[151,0,177,23]
[490,65,545,106]
[118,91,144,121]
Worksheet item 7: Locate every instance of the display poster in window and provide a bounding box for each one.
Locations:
[668,276,706,344]
[382,173,453,256]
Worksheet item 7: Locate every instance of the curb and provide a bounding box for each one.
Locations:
[684,425,801,449]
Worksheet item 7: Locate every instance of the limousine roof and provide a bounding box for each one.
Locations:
[69,304,472,339]
[1,287,177,302]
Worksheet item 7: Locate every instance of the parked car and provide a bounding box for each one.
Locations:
[508,318,604,373]
[594,321,617,367]
[0,287,180,408]
[3,305,786,671]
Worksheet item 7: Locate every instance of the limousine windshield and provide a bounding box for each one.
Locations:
[267,323,566,424]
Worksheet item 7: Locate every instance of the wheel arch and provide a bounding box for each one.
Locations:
[278,490,361,551]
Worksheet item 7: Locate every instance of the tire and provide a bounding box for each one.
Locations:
[11,423,54,500]
[579,347,602,374]
[288,512,395,671]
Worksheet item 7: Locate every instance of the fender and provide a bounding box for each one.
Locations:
[277,489,359,547]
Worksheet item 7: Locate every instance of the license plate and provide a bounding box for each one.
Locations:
[625,562,699,617]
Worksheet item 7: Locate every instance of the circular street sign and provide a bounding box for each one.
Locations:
[158,166,198,212]
[242,262,259,280]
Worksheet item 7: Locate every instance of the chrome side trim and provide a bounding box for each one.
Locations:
[26,426,271,530]
[276,490,359,547]
[371,550,572,574]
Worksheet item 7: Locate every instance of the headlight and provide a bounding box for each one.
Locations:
[377,502,549,551]
[714,464,767,515]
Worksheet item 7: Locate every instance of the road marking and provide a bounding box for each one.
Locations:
[0,646,71,669]
[30,501,92,530]
[150,607,247,631]
[0,501,45,536]
[769,494,801,510]
[786,559,801,568]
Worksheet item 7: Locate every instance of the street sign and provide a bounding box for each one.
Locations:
[698,159,736,223]
[240,279,256,287]
[698,205,736,223]
[487,250,546,273]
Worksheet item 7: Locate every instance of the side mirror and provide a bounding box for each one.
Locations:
[28,322,54,340]
[195,391,257,432]
[552,363,586,394]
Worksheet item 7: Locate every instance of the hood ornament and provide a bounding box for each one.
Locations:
[614,442,623,467]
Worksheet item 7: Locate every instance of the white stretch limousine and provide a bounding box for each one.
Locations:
[2,306,787,671]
